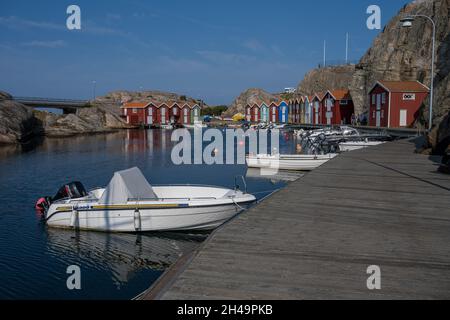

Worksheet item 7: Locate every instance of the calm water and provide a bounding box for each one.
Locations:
[0,129,298,299]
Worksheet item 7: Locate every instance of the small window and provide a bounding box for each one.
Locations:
[132,108,137,114]
[372,95,376,105]
[381,110,384,118]
[340,100,348,105]
[381,92,386,104]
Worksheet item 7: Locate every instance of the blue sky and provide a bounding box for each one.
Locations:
[0,0,408,105]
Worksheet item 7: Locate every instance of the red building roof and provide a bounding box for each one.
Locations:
[327,89,351,100]
[122,101,200,109]
[371,81,430,93]
[121,102,150,109]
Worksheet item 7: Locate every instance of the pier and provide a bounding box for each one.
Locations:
[141,138,450,299]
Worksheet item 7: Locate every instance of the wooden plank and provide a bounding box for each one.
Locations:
[142,138,450,300]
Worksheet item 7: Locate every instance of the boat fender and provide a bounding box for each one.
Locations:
[134,209,141,231]
[70,209,78,228]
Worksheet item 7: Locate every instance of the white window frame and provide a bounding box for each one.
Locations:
[161,108,166,123]
[147,108,153,124]
[194,108,199,121]
[183,108,188,123]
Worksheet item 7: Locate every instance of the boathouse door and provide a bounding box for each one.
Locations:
[400,109,407,127]
[184,108,189,124]
[161,107,166,124]
[326,98,333,125]
[147,108,153,125]
[376,94,381,127]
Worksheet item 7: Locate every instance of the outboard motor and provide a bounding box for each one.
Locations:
[35,196,52,214]
[35,181,88,214]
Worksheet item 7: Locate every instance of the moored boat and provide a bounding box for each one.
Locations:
[246,153,338,171]
[39,167,256,232]
[338,140,385,152]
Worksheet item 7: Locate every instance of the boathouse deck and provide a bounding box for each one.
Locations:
[143,138,450,299]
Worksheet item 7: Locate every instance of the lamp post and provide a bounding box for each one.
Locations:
[92,80,97,100]
[400,15,436,131]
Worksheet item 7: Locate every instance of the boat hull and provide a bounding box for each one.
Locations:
[46,201,253,232]
[339,141,384,152]
[246,154,337,171]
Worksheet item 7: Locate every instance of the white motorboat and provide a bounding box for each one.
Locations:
[299,126,360,140]
[184,121,207,129]
[39,167,256,232]
[160,123,175,129]
[246,153,338,171]
[339,140,385,152]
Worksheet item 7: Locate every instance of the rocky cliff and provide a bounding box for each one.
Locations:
[223,88,281,117]
[0,98,42,144]
[297,65,355,96]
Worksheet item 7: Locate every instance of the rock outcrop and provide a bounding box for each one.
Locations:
[34,105,133,137]
[0,91,12,100]
[297,65,355,96]
[0,99,42,144]
[223,88,281,117]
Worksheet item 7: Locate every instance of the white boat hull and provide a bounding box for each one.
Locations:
[339,141,385,152]
[246,154,337,171]
[46,203,247,232]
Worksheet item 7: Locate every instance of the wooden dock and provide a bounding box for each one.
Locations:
[142,138,450,299]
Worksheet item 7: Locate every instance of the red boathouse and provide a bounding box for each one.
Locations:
[321,89,354,125]
[368,81,429,128]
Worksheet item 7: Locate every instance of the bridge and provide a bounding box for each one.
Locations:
[11,96,90,113]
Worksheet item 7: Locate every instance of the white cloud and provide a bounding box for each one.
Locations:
[106,13,122,21]
[196,50,254,65]
[243,39,265,51]
[21,40,67,48]
[0,16,64,30]
[270,45,285,57]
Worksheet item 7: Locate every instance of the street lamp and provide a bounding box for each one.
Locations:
[400,15,436,131]
[92,80,97,100]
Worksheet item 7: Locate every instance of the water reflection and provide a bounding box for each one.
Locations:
[45,228,206,288]
[246,168,304,184]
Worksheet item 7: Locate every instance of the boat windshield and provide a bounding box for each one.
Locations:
[53,181,88,201]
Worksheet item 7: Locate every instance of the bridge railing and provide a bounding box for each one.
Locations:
[12,96,89,104]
